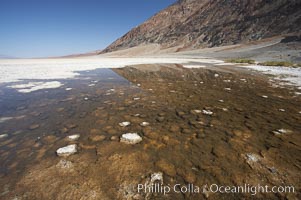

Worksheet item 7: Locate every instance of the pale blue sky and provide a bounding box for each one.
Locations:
[0,0,176,58]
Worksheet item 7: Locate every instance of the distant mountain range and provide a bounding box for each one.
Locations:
[102,0,301,53]
[0,54,18,59]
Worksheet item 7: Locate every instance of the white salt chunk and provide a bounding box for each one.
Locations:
[202,110,213,115]
[67,134,80,141]
[120,133,142,144]
[151,172,163,184]
[0,134,8,139]
[56,144,77,157]
[0,117,13,123]
[246,153,260,162]
[119,121,131,127]
[140,122,150,127]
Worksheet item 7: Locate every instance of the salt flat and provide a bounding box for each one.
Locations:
[1,56,301,94]
[0,57,223,83]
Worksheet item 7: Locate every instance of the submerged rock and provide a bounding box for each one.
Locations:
[120,133,142,144]
[156,160,176,176]
[89,135,106,142]
[192,110,202,114]
[156,117,165,122]
[29,124,40,130]
[56,159,73,169]
[110,136,118,141]
[56,144,77,157]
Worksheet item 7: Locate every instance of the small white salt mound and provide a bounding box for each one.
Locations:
[273,129,292,135]
[0,134,8,139]
[120,133,142,144]
[150,172,163,184]
[140,122,150,127]
[223,80,231,83]
[9,81,63,93]
[246,153,260,162]
[183,65,206,68]
[261,95,268,98]
[84,97,89,101]
[67,134,80,141]
[218,100,224,103]
[222,108,228,111]
[56,144,77,157]
[133,97,140,100]
[137,84,141,87]
[240,79,247,82]
[0,117,13,123]
[279,109,285,112]
[224,88,231,91]
[119,121,131,127]
[88,84,95,87]
[215,62,237,66]
[65,88,72,91]
[202,110,213,115]
[214,74,219,77]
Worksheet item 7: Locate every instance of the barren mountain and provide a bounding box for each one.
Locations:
[102,0,301,53]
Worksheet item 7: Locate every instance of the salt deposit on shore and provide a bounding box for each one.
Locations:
[0,57,222,84]
[241,65,301,89]
[9,81,63,93]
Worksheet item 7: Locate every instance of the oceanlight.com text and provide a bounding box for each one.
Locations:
[137,183,296,196]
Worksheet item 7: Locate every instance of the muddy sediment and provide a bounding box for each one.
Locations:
[0,64,300,199]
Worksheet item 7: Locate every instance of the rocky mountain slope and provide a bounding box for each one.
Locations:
[102,0,301,53]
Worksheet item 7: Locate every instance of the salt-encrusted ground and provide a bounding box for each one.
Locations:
[1,56,300,94]
[0,57,223,83]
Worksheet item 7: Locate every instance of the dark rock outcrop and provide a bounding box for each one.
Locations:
[102,0,301,53]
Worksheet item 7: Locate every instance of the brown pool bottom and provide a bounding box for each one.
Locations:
[0,64,300,200]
